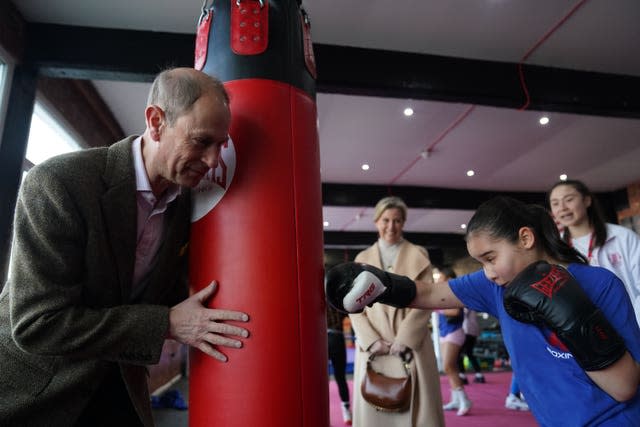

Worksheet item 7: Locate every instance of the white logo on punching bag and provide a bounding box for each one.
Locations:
[191,137,236,222]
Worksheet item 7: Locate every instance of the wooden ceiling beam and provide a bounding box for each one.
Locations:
[24,23,640,119]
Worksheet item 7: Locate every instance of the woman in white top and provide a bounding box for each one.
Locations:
[548,179,640,325]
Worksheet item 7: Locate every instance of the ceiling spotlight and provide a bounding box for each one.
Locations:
[420,149,429,159]
[404,107,414,117]
[559,174,568,181]
[323,221,330,227]
[460,224,467,229]
[539,116,550,125]
[466,170,475,177]
[361,164,370,171]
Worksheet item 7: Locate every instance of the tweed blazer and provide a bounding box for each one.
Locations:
[0,137,191,426]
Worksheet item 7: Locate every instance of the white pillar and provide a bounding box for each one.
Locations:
[431,311,442,372]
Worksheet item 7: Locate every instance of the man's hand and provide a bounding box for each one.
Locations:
[168,281,249,362]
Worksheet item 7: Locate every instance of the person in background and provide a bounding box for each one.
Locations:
[0,68,250,426]
[548,179,640,326]
[457,307,486,385]
[328,196,640,427]
[327,303,353,425]
[437,267,472,416]
[505,374,529,411]
[349,196,444,427]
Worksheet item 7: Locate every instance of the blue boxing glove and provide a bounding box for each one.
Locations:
[503,261,626,371]
[325,262,416,314]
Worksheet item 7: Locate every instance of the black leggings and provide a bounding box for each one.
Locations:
[328,331,350,403]
[457,334,482,373]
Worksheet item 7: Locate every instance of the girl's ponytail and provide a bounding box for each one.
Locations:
[467,196,587,265]
[527,204,587,265]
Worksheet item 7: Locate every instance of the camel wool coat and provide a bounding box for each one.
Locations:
[349,240,444,427]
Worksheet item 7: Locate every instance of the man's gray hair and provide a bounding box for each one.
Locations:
[147,68,229,125]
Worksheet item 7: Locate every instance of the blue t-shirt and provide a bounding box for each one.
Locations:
[449,264,640,427]
[438,312,463,337]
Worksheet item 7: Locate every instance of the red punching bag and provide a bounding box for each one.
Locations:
[189,1,328,426]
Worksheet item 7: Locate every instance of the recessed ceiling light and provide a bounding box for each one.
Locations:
[539,116,550,125]
[323,221,330,227]
[460,224,467,229]
[466,170,475,177]
[361,164,370,171]
[559,174,568,181]
[404,107,414,117]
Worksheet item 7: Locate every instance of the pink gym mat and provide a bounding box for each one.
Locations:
[328,371,538,427]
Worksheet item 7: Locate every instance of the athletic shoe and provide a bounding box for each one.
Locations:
[442,390,459,411]
[505,393,530,411]
[456,389,472,416]
[341,402,352,425]
[473,374,486,384]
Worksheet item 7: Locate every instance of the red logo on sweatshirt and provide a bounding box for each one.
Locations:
[530,266,568,299]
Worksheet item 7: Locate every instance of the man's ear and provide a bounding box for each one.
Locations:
[145,105,165,141]
[518,226,536,249]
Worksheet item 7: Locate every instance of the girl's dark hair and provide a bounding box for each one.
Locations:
[547,179,607,248]
[466,196,587,265]
[439,266,457,280]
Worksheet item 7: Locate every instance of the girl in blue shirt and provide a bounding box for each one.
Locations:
[419,196,640,426]
[328,196,640,426]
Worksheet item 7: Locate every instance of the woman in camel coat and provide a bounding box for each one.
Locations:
[349,197,444,427]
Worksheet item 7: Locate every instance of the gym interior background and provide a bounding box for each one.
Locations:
[1,0,640,401]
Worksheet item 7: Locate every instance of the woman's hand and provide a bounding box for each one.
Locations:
[368,339,391,355]
[389,342,408,356]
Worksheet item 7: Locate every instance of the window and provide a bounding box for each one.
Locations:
[9,101,83,276]
[0,59,10,138]
[0,61,6,94]
[25,102,82,171]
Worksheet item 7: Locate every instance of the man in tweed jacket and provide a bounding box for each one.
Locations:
[0,68,250,426]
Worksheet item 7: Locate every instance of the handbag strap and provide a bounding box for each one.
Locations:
[367,352,412,377]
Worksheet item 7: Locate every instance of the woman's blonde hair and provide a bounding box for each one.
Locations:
[373,196,408,222]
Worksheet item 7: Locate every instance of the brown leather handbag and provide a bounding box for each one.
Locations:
[360,352,412,412]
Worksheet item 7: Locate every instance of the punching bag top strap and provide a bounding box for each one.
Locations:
[300,7,317,79]
[231,0,269,55]
[195,0,215,70]
[200,0,214,23]
[237,0,265,6]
